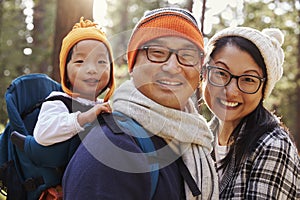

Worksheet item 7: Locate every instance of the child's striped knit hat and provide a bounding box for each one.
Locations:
[59,17,115,102]
[127,7,204,72]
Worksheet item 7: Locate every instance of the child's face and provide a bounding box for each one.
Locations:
[67,40,110,101]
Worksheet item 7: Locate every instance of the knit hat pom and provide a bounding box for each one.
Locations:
[262,28,284,46]
[73,16,97,29]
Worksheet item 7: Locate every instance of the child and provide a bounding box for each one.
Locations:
[11,17,115,167]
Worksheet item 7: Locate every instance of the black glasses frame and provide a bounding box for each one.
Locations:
[142,45,204,67]
[206,65,266,94]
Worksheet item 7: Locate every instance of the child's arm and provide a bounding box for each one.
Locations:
[77,102,111,127]
[34,101,111,146]
[34,100,81,146]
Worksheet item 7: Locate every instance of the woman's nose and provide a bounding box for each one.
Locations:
[225,78,240,96]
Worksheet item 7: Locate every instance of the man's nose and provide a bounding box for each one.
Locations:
[161,53,182,73]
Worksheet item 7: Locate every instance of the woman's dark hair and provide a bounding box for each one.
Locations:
[220,102,281,170]
[208,36,287,170]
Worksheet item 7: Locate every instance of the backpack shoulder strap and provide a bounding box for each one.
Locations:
[21,95,92,119]
[45,95,93,113]
[100,113,124,134]
[102,112,159,199]
[45,95,73,112]
[102,112,201,198]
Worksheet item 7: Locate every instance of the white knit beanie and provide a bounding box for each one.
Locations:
[206,27,285,99]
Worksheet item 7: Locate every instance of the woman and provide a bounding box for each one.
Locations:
[201,27,300,199]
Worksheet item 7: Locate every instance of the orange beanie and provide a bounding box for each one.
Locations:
[127,7,204,72]
[59,17,115,102]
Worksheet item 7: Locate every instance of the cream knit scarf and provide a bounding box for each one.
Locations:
[112,80,219,200]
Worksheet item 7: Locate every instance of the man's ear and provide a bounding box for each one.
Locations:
[200,65,207,81]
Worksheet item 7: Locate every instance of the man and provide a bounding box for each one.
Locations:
[63,7,218,200]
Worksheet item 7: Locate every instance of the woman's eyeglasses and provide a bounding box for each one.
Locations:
[206,65,265,94]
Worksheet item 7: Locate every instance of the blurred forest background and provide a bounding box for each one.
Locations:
[0,0,299,151]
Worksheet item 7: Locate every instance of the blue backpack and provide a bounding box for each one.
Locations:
[0,73,159,199]
[0,74,63,199]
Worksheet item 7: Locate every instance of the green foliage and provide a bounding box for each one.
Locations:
[0,0,299,141]
[0,0,56,126]
[30,0,56,74]
[0,0,28,126]
[0,193,5,200]
[243,0,299,134]
[114,64,130,87]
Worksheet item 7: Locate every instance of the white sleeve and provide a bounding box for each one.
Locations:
[33,100,84,146]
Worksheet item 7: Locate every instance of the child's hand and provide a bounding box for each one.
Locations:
[94,102,111,115]
[77,102,111,127]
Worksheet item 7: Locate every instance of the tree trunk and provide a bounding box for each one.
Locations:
[194,0,207,112]
[51,0,94,82]
[33,0,48,73]
[295,8,300,152]
[184,0,193,11]
[114,0,129,66]
[0,0,3,58]
[200,0,206,34]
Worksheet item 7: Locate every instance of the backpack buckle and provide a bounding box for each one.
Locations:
[23,177,44,191]
[23,178,36,191]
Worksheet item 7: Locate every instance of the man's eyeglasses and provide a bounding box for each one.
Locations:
[142,45,203,67]
[206,65,266,94]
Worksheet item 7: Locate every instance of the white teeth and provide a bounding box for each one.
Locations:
[159,80,181,86]
[220,99,239,107]
[85,79,98,83]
